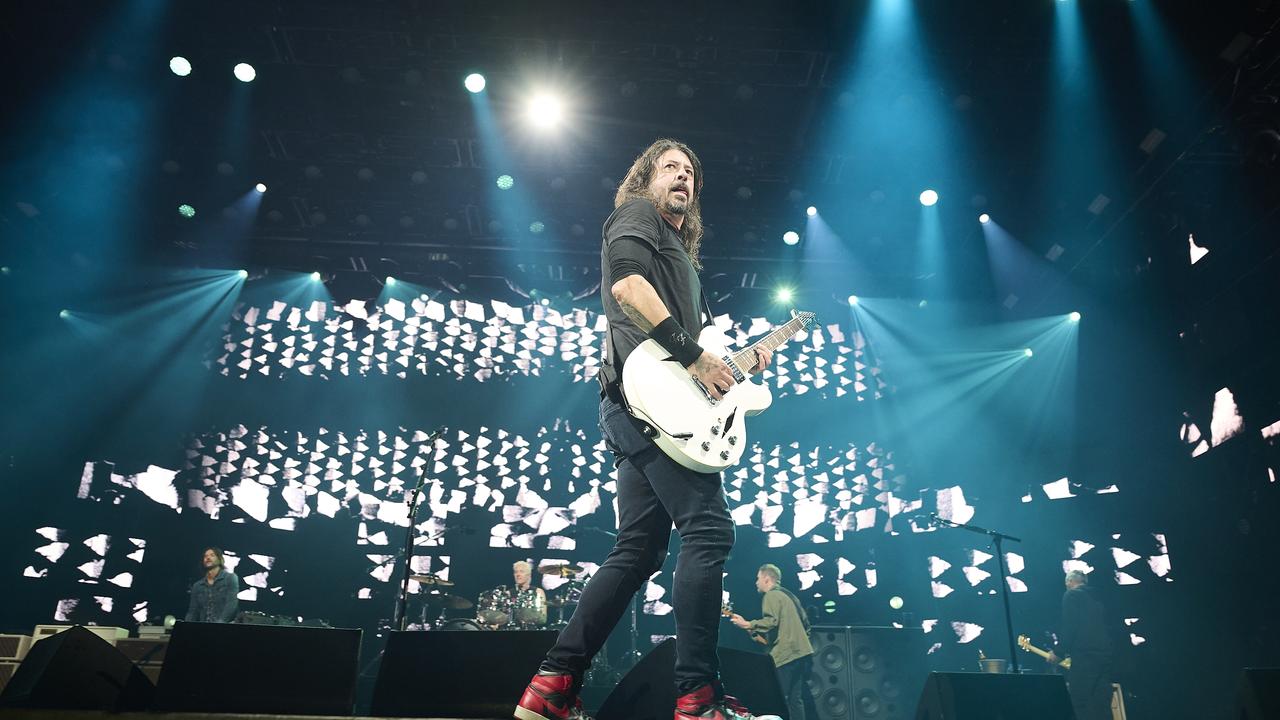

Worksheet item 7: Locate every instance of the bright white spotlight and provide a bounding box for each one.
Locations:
[59,309,70,319]
[1023,348,1034,358]
[979,213,991,224]
[169,57,192,77]
[919,189,939,207]
[386,276,397,287]
[310,271,321,282]
[233,63,256,83]
[1068,311,1081,323]
[847,294,859,306]
[464,73,486,93]
[806,206,817,217]
[255,183,266,193]
[775,287,794,303]
[782,230,800,245]
[526,93,564,129]
[237,269,249,279]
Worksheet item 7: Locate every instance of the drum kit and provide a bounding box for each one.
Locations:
[408,563,589,631]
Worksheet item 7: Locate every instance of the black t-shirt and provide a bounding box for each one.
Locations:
[1059,586,1111,656]
[599,198,702,387]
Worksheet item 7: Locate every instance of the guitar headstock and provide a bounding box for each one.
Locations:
[720,602,734,617]
[789,309,818,330]
[1017,634,1031,650]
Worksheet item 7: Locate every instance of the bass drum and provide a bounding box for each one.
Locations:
[439,618,486,631]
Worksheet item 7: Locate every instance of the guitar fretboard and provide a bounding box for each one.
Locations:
[730,314,811,374]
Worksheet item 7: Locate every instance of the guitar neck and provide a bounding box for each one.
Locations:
[730,315,809,371]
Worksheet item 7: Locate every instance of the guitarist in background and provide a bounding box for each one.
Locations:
[730,564,816,720]
[1046,570,1113,720]
[515,138,775,720]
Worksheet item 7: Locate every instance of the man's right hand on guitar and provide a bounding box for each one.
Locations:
[689,351,736,400]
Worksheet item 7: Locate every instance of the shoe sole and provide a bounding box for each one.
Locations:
[514,704,555,720]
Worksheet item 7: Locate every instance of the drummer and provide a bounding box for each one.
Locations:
[513,561,544,597]
[512,560,548,627]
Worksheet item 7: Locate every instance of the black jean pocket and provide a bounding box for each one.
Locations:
[599,397,655,461]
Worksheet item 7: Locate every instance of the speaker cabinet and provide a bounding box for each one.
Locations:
[0,625,153,711]
[913,671,1073,720]
[372,629,556,718]
[596,638,788,720]
[809,626,927,720]
[154,621,361,715]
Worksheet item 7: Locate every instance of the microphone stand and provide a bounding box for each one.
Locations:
[926,512,1024,674]
[393,426,446,632]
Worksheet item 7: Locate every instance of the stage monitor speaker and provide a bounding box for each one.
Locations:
[809,626,928,720]
[596,639,788,720]
[371,629,557,718]
[913,672,1073,720]
[1239,668,1280,720]
[153,621,361,715]
[0,625,153,711]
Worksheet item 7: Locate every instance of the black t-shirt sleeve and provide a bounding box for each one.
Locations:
[604,200,665,286]
[606,237,656,285]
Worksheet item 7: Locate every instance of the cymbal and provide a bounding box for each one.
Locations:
[410,573,454,587]
[422,592,473,610]
[546,596,578,608]
[538,563,585,577]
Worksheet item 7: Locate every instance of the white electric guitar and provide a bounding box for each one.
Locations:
[621,310,818,473]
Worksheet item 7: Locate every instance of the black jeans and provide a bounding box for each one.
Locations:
[542,395,735,694]
[1067,652,1112,720]
[776,655,813,720]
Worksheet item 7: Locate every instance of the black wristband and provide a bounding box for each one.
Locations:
[648,317,705,367]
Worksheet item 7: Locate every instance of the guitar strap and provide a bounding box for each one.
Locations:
[777,587,812,635]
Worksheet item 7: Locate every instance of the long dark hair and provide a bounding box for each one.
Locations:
[614,138,706,269]
[203,547,225,570]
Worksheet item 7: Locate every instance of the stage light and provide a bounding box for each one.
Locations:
[178,204,196,218]
[806,206,817,216]
[464,73,486,93]
[169,57,192,77]
[386,276,397,287]
[919,189,939,207]
[979,213,991,224]
[529,221,545,234]
[59,309,70,319]
[847,294,859,306]
[526,93,564,129]
[310,271,321,282]
[255,183,267,193]
[233,63,256,82]
[1023,348,1034,358]
[1068,311,1081,323]
[775,287,794,303]
[889,596,904,610]
[782,230,800,245]
[237,269,248,279]
[496,174,515,190]
[540,297,550,306]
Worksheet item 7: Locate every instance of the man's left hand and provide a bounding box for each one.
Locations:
[730,613,750,630]
[750,347,772,374]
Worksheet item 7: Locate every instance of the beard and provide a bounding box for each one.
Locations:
[662,192,689,216]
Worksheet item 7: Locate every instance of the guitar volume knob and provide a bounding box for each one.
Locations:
[711,426,720,436]
[727,436,737,446]
[701,442,711,452]
[720,451,730,461]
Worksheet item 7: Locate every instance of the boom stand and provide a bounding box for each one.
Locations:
[928,512,1024,674]
[393,426,446,632]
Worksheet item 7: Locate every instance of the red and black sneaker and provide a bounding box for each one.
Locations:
[514,671,592,720]
[674,683,782,720]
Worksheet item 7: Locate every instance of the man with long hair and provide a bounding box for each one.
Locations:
[515,139,775,720]
[183,547,240,623]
